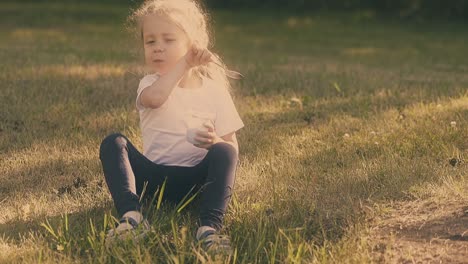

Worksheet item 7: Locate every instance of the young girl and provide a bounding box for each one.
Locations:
[99,0,244,253]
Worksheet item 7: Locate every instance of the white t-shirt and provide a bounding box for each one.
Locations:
[136,74,244,167]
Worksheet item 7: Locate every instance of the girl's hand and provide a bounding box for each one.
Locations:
[193,121,222,149]
[184,46,213,68]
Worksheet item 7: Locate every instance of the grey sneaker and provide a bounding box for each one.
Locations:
[105,216,151,246]
[196,226,233,255]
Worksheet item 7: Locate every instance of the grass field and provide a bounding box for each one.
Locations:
[0,1,467,263]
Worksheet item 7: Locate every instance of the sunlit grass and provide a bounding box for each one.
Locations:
[0,1,467,263]
[17,64,127,80]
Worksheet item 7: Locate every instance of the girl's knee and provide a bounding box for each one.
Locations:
[208,142,238,161]
[99,133,127,158]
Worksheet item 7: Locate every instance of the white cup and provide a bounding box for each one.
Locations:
[185,110,215,145]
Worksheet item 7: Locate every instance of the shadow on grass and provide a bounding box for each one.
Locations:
[236,94,466,243]
[0,157,102,201]
[0,203,113,243]
[0,72,142,155]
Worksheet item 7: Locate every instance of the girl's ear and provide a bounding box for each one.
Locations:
[191,40,200,49]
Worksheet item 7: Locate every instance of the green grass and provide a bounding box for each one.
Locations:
[0,2,467,263]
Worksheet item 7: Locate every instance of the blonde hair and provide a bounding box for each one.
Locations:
[128,0,233,91]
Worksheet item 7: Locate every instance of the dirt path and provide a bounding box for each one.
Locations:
[369,199,468,263]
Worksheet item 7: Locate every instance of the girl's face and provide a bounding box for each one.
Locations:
[142,14,190,75]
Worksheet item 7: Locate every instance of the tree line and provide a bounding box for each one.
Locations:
[205,0,468,20]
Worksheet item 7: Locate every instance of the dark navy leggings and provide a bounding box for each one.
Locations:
[99,133,238,230]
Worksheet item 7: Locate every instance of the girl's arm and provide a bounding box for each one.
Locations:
[140,58,188,109]
[194,124,239,154]
[140,47,213,109]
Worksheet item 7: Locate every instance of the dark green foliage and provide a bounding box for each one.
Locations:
[205,0,468,20]
[10,0,468,19]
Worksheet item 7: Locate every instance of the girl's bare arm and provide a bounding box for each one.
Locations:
[140,47,212,109]
[139,58,188,109]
